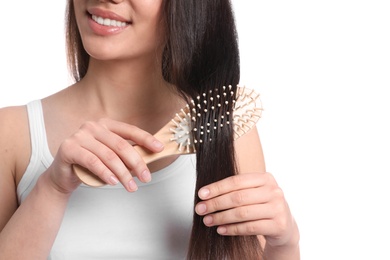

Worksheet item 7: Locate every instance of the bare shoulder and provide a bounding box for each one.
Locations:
[0,105,31,231]
[0,105,30,164]
[234,125,266,173]
[0,105,31,186]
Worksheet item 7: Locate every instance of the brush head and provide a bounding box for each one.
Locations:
[168,85,263,153]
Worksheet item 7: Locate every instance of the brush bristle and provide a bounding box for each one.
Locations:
[233,86,263,139]
[190,85,235,147]
[169,106,196,153]
[169,85,263,152]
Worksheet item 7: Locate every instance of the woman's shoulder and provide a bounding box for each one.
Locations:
[0,105,31,231]
[0,105,31,183]
[0,105,29,139]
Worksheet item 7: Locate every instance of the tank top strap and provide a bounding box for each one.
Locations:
[17,100,53,203]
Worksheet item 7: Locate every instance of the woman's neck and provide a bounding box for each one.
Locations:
[71,58,183,132]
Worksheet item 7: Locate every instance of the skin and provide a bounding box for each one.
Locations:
[0,0,300,259]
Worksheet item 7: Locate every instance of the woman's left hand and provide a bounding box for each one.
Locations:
[195,172,299,248]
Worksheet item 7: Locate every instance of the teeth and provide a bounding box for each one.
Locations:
[92,15,128,27]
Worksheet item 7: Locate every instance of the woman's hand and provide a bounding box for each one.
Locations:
[47,118,164,194]
[195,172,300,250]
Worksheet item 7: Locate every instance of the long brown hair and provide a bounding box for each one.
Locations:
[65,0,262,259]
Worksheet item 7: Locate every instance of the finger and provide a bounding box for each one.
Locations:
[99,118,164,153]
[79,120,151,183]
[72,140,138,192]
[73,123,141,191]
[201,204,274,227]
[92,127,151,183]
[198,172,270,200]
[59,137,119,186]
[195,186,272,215]
[216,219,279,236]
[71,146,120,186]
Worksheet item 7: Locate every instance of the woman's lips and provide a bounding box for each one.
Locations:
[91,14,128,27]
[87,8,131,36]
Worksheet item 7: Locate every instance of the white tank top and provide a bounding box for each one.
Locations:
[18,100,197,260]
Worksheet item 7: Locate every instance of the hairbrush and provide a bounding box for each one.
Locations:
[73,85,263,187]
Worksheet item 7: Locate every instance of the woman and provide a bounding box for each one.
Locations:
[0,0,300,259]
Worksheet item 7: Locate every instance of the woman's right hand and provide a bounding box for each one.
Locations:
[47,118,164,194]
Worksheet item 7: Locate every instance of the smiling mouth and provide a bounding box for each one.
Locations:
[91,14,130,27]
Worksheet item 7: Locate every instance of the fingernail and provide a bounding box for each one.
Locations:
[203,216,213,225]
[217,226,227,235]
[196,203,207,214]
[142,169,151,183]
[128,179,138,192]
[109,175,119,185]
[153,140,164,150]
[199,188,210,199]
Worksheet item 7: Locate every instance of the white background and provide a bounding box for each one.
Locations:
[1,1,389,259]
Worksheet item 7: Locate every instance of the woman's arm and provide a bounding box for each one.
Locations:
[236,127,300,259]
[0,107,71,259]
[0,172,71,259]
